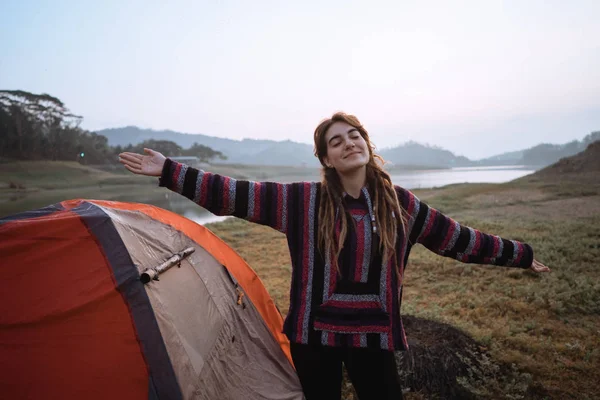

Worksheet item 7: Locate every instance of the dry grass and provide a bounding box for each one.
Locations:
[0,161,164,217]
[208,179,600,399]
[0,161,318,217]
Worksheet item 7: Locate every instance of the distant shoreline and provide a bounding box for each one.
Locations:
[0,160,541,218]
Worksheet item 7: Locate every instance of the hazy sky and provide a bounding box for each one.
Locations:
[1,0,599,159]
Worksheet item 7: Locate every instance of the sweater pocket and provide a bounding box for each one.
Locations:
[312,295,389,334]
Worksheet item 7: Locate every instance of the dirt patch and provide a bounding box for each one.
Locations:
[396,315,549,399]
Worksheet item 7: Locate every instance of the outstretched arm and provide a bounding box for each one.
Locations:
[119,149,303,234]
[396,186,550,273]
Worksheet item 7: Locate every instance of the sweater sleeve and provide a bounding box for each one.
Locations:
[395,186,534,268]
[159,159,305,234]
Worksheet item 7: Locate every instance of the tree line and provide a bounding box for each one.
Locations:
[521,131,600,166]
[0,90,225,164]
[2,90,596,168]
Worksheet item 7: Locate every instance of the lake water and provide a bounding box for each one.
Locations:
[167,166,536,225]
[389,165,536,190]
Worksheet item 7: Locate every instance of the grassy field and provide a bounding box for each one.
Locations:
[0,160,450,217]
[2,161,599,398]
[207,176,600,399]
[0,161,160,216]
[0,161,321,217]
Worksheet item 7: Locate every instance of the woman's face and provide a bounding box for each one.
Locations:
[323,121,370,174]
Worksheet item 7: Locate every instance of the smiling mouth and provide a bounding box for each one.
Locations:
[344,152,361,159]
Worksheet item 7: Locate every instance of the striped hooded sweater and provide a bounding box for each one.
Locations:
[159,159,534,351]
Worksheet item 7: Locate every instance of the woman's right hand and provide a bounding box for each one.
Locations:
[119,148,166,177]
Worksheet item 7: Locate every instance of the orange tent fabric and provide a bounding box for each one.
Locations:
[0,200,302,400]
[1,208,149,399]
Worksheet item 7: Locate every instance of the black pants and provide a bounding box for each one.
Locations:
[290,342,403,400]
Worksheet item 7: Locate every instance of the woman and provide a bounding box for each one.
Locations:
[119,112,550,400]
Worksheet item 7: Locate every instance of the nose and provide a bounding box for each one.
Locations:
[344,138,355,149]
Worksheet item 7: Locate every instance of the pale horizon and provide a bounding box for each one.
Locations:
[2,0,599,159]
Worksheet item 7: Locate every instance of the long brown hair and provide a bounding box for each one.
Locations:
[313,112,406,270]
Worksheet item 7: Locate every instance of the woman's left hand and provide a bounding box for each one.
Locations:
[530,259,551,273]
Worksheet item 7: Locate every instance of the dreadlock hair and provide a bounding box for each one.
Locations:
[313,111,407,272]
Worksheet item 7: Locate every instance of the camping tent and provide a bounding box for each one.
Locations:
[0,199,303,399]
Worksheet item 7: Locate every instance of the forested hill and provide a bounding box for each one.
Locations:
[529,140,600,182]
[3,88,596,168]
[98,127,474,167]
[98,126,599,168]
[97,126,317,166]
[378,141,472,168]
[0,91,225,164]
[0,90,115,164]
[474,132,600,166]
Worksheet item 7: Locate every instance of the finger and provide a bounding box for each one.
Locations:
[535,260,550,271]
[119,157,141,168]
[119,156,143,165]
[124,164,143,174]
[119,152,142,159]
[119,153,144,163]
[143,148,155,156]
